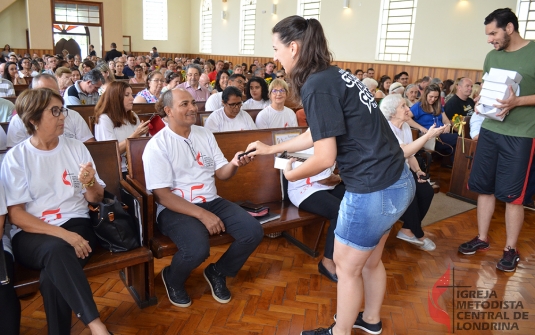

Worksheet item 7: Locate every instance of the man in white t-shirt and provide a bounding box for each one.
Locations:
[204,73,246,112]
[7,74,95,148]
[204,86,256,133]
[143,89,263,308]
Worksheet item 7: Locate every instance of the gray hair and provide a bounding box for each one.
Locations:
[185,63,203,75]
[429,77,443,86]
[403,83,416,99]
[361,77,378,91]
[82,69,105,85]
[31,73,58,87]
[380,94,405,120]
[155,89,175,117]
[95,63,115,83]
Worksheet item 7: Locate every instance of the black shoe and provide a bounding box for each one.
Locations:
[458,235,490,255]
[204,263,231,303]
[496,248,520,272]
[301,323,335,335]
[318,260,338,283]
[334,312,382,334]
[161,266,191,307]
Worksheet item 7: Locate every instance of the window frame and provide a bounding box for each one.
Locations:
[200,0,213,53]
[375,0,418,63]
[239,0,257,55]
[143,0,168,41]
[297,0,321,21]
[517,0,535,40]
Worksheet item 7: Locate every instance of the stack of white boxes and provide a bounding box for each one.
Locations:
[476,68,522,121]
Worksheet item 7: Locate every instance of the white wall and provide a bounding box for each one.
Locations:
[122,0,192,55]
[88,26,102,57]
[0,0,27,49]
[194,0,517,70]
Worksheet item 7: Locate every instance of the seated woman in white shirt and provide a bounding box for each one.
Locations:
[204,86,256,133]
[94,81,150,174]
[255,79,298,129]
[1,88,110,335]
[243,77,270,110]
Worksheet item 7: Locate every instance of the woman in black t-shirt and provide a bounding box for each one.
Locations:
[245,16,415,335]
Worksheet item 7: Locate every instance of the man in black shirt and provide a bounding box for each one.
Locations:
[444,77,475,119]
[104,43,122,62]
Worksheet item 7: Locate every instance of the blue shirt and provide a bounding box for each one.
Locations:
[410,101,445,129]
[123,65,135,77]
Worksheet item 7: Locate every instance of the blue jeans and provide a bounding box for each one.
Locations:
[335,165,415,251]
[157,198,264,289]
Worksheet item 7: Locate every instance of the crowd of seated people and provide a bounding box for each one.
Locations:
[0,45,499,334]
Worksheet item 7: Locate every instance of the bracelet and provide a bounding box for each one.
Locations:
[82,177,95,189]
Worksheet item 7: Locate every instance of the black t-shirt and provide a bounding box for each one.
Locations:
[444,94,475,120]
[301,66,405,193]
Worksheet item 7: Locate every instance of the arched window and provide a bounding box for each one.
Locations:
[298,0,321,20]
[143,0,168,40]
[517,0,535,39]
[200,0,213,53]
[239,0,257,54]
[376,0,418,62]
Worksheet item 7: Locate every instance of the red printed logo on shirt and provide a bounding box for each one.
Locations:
[40,208,62,222]
[196,152,204,166]
[284,122,288,127]
[62,170,72,186]
[306,177,312,185]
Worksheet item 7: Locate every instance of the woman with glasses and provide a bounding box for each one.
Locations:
[161,71,182,94]
[1,88,112,335]
[243,77,270,110]
[3,61,27,85]
[255,79,297,129]
[204,86,257,133]
[130,65,146,84]
[133,71,164,104]
[94,81,150,173]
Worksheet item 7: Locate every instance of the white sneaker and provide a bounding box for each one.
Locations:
[419,238,436,251]
[396,231,424,246]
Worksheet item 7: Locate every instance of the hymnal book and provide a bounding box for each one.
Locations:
[148,114,166,136]
[0,239,9,285]
[255,212,281,224]
[236,201,270,217]
[274,151,312,170]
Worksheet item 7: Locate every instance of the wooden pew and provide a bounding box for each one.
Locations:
[447,116,479,204]
[13,140,157,308]
[14,84,29,96]
[243,108,261,122]
[3,96,17,104]
[126,127,327,259]
[131,84,145,96]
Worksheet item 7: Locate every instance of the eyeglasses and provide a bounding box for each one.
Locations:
[187,73,200,78]
[225,102,243,109]
[151,79,165,83]
[271,89,286,95]
[45,106,69,117]
[276,75,284,78]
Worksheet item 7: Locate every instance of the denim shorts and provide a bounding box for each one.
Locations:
[334,165,415,251]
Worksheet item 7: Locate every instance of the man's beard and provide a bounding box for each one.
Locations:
[497,33,511,51]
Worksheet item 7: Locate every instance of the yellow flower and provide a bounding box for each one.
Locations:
[265,77,272,85]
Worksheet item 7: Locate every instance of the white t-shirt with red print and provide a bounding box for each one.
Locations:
[287,147,336,207]
[203,107,257,133]
[143,125,228,217]
[1,136,105,236]
[255,105,298,129]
